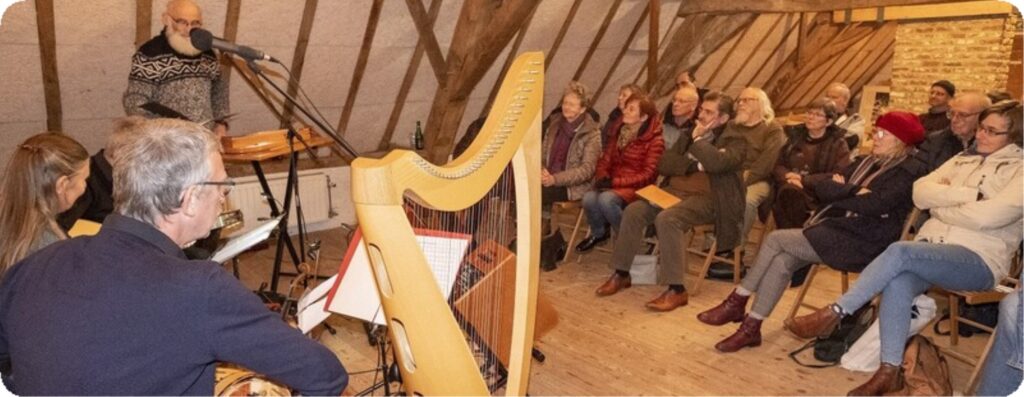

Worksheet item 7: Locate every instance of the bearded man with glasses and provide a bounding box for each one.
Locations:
[123,0,230,137]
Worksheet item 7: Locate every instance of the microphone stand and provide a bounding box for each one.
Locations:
[242,57,359,295]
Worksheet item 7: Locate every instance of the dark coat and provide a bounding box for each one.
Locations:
[913,127,970,175]
[658,125,748,250]
[801,156,923,271]
[56,150,114,230]
[594,116,666,203]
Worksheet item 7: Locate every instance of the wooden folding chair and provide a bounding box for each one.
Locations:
[551,200,585,262]
[785,208,922,323]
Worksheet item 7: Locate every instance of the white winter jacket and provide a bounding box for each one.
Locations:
[913,144,1023,284]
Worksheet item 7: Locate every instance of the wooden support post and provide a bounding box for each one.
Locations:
[647,0,660,91]
[421,0,540,164]
[220,0,242,80]
[594,4,650,103]
[337,0,384,136]
[405,0,448,84]
[35,0,61,132]
[546,0,583,70]
[280,0,319,128]
[379,0,443,150]
[135,0,153,48]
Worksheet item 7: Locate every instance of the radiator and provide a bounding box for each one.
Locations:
[226,171,333,236]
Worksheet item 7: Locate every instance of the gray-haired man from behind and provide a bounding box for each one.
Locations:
[0,119,347,395]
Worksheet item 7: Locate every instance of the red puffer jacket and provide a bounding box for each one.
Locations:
[594,115,665,203]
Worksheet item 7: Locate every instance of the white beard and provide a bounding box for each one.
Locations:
[166,29,203,57]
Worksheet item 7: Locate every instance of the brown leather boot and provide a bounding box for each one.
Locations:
[596,273,631,296]
[847,363,904,396]
[645,289,688,311]
[714,315,762,353]
[697,290,749,326]
[784,305,841,339]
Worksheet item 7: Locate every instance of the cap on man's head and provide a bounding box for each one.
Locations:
[931,80,956,97]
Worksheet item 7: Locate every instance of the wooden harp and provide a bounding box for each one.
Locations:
[350,52,543,395]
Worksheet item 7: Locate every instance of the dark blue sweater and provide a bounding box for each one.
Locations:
[0,215,347,395]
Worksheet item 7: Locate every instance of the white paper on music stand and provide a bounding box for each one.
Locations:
[210,215,283,263]
[324,231,470,328]
[295,275,336,334]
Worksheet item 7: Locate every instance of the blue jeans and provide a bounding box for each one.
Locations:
[976,289,1023,396]
[835,242,994,365]
[581,190,625,238]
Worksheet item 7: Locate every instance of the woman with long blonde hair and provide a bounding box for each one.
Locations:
[0,133,90,276]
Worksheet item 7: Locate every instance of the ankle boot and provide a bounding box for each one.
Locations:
[714,315,762,353]
[784,305,841,339]
[848,363,904,396]
[697,290,749,326]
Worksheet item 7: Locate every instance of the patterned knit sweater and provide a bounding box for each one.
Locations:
[123,31,229,128]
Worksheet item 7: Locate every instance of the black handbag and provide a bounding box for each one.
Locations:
[789,305,875,368]
[932,300,999,337]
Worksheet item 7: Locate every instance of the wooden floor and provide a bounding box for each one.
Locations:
[230,225,988,396]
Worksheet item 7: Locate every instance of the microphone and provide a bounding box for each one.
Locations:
[189,28,277,62]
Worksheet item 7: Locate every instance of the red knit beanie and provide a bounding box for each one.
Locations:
[875,111,925,145]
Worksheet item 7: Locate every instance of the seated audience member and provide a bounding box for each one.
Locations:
[729,87,786,261]
[0,133,89,277]
[698,111,926,354]
[673,68,708,100]
[825,82,865,153]
[0,119,348,395]
[576,94,665,253]
[57,116,145,229]
[596,92,744,312]
[787,101,1022,395]
[542,81,602,234]
[661,85,699,150]
[975,289,1023,396]
[987,89,1013,105]
[771,98,851,229]
[919,80,956,132]
[602,84,646,146]
[914,92,990,174]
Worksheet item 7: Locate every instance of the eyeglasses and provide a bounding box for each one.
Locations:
[946,110,981,120]
[171,16,202,29]
[196,179,236,196]
[977,124,1011,137]
[874,128,890,139]
[737,97,758,104]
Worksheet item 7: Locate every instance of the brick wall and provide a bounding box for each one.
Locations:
[890,13,1018,113]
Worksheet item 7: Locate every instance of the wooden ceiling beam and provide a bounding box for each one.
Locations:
[219,0,241,81]
[824,22,894,99]
[651,14,756,99]
[481,5,538,119]
[633,13,679,85]
[135,0,153,48]
[744,15,799,88]
[723,13,784,91]
[35,0,62,132]
[379,0,443,151]
[546,0,583,70]
[337,0,384,136]
[405,0,448,84]
[676,0,960,15]
[594,4,650,103]
[421,0,540,163]
[280,0,319,128]
[647,0,660,92]
[832,1,1013,22]
[774,22,872,106]
[705,18,755,88]
[763,13,839,99]
[849,35,896,100]
[573,0,624,81]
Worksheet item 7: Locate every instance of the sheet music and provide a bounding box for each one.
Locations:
[209,215,283,263]
[303,228,471,330]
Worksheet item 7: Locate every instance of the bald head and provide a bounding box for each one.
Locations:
[825,83,851,113]
[949,92,992,140]
[671,86,699,118]
[166,0,201,17]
